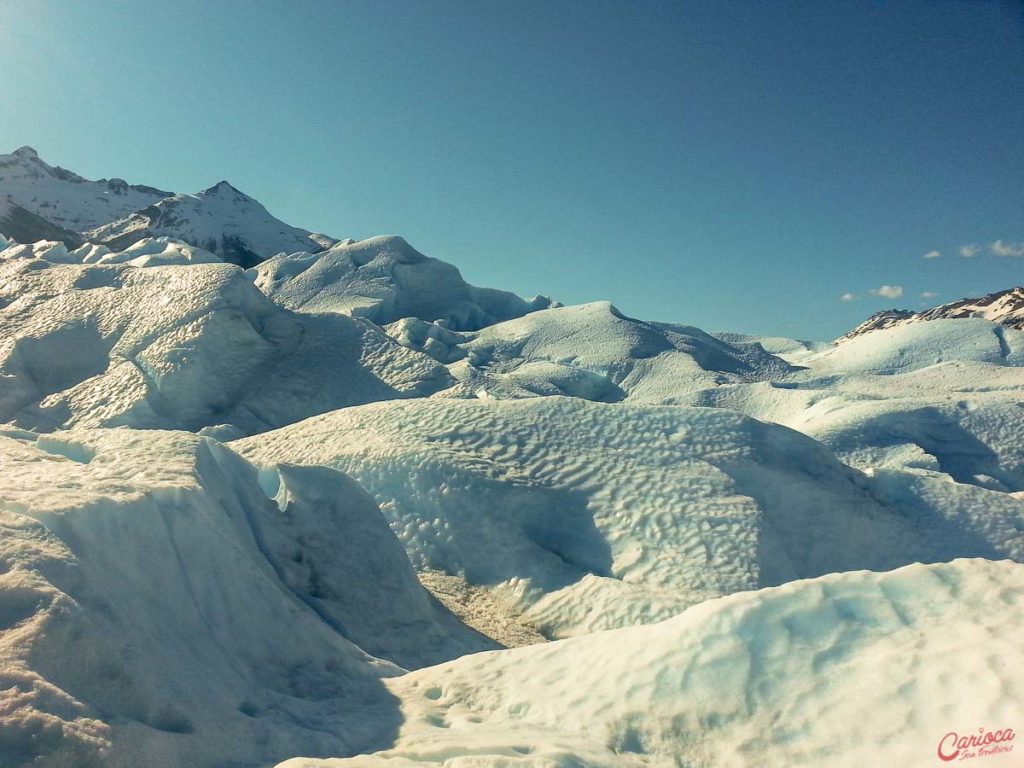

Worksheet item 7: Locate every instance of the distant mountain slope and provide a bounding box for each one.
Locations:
[838,286,1024,342]
[0,196,83,247]
[0,146,171,230]
[252,235,556,329]
[0,147,338,267]
[85,181,335,267]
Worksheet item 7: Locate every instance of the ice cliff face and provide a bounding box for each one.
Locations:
[0,427,494,767]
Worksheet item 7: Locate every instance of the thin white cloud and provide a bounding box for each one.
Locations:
[922,250,942,259]
[839,292,857,301]
[959,244,980,258]
[919,291,940,300]
[869,285,904,300]
[991,240,1024,257]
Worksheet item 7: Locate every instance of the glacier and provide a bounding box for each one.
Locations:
[1,147,1022,768]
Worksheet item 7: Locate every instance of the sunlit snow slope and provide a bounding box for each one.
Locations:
[394,300,795,402]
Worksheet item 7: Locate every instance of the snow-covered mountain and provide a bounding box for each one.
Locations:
[0,196,84,248]
[0,146,171,231]
[838,286,1024,341]
[86,181,335,268]
[0,147,336,267]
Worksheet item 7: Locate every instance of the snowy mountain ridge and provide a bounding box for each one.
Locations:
[837,285,1024,342]
[85,180,335,268]
[0,146,331,266]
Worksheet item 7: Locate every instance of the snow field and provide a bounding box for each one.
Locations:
[3,145,1024,768]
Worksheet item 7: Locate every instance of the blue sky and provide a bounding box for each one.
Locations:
[1,0,1021,339]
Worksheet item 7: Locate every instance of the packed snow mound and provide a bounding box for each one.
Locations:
[0,146,171,231]
[281,559,1024,768]
[238,397,1024,638]
[713,329,828,356]
[418,301,795,402]
[1,235,223,267]
[85,181,334,268]
[0,237,82,263]
[786,372,1024,491]
[0,250,452,434]
[0,427,495,767]
[75,236,223,266]
[701,368,1024,493]
[839,286,1024,341]
[252,236,556,331]
[693,320,1024,490]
